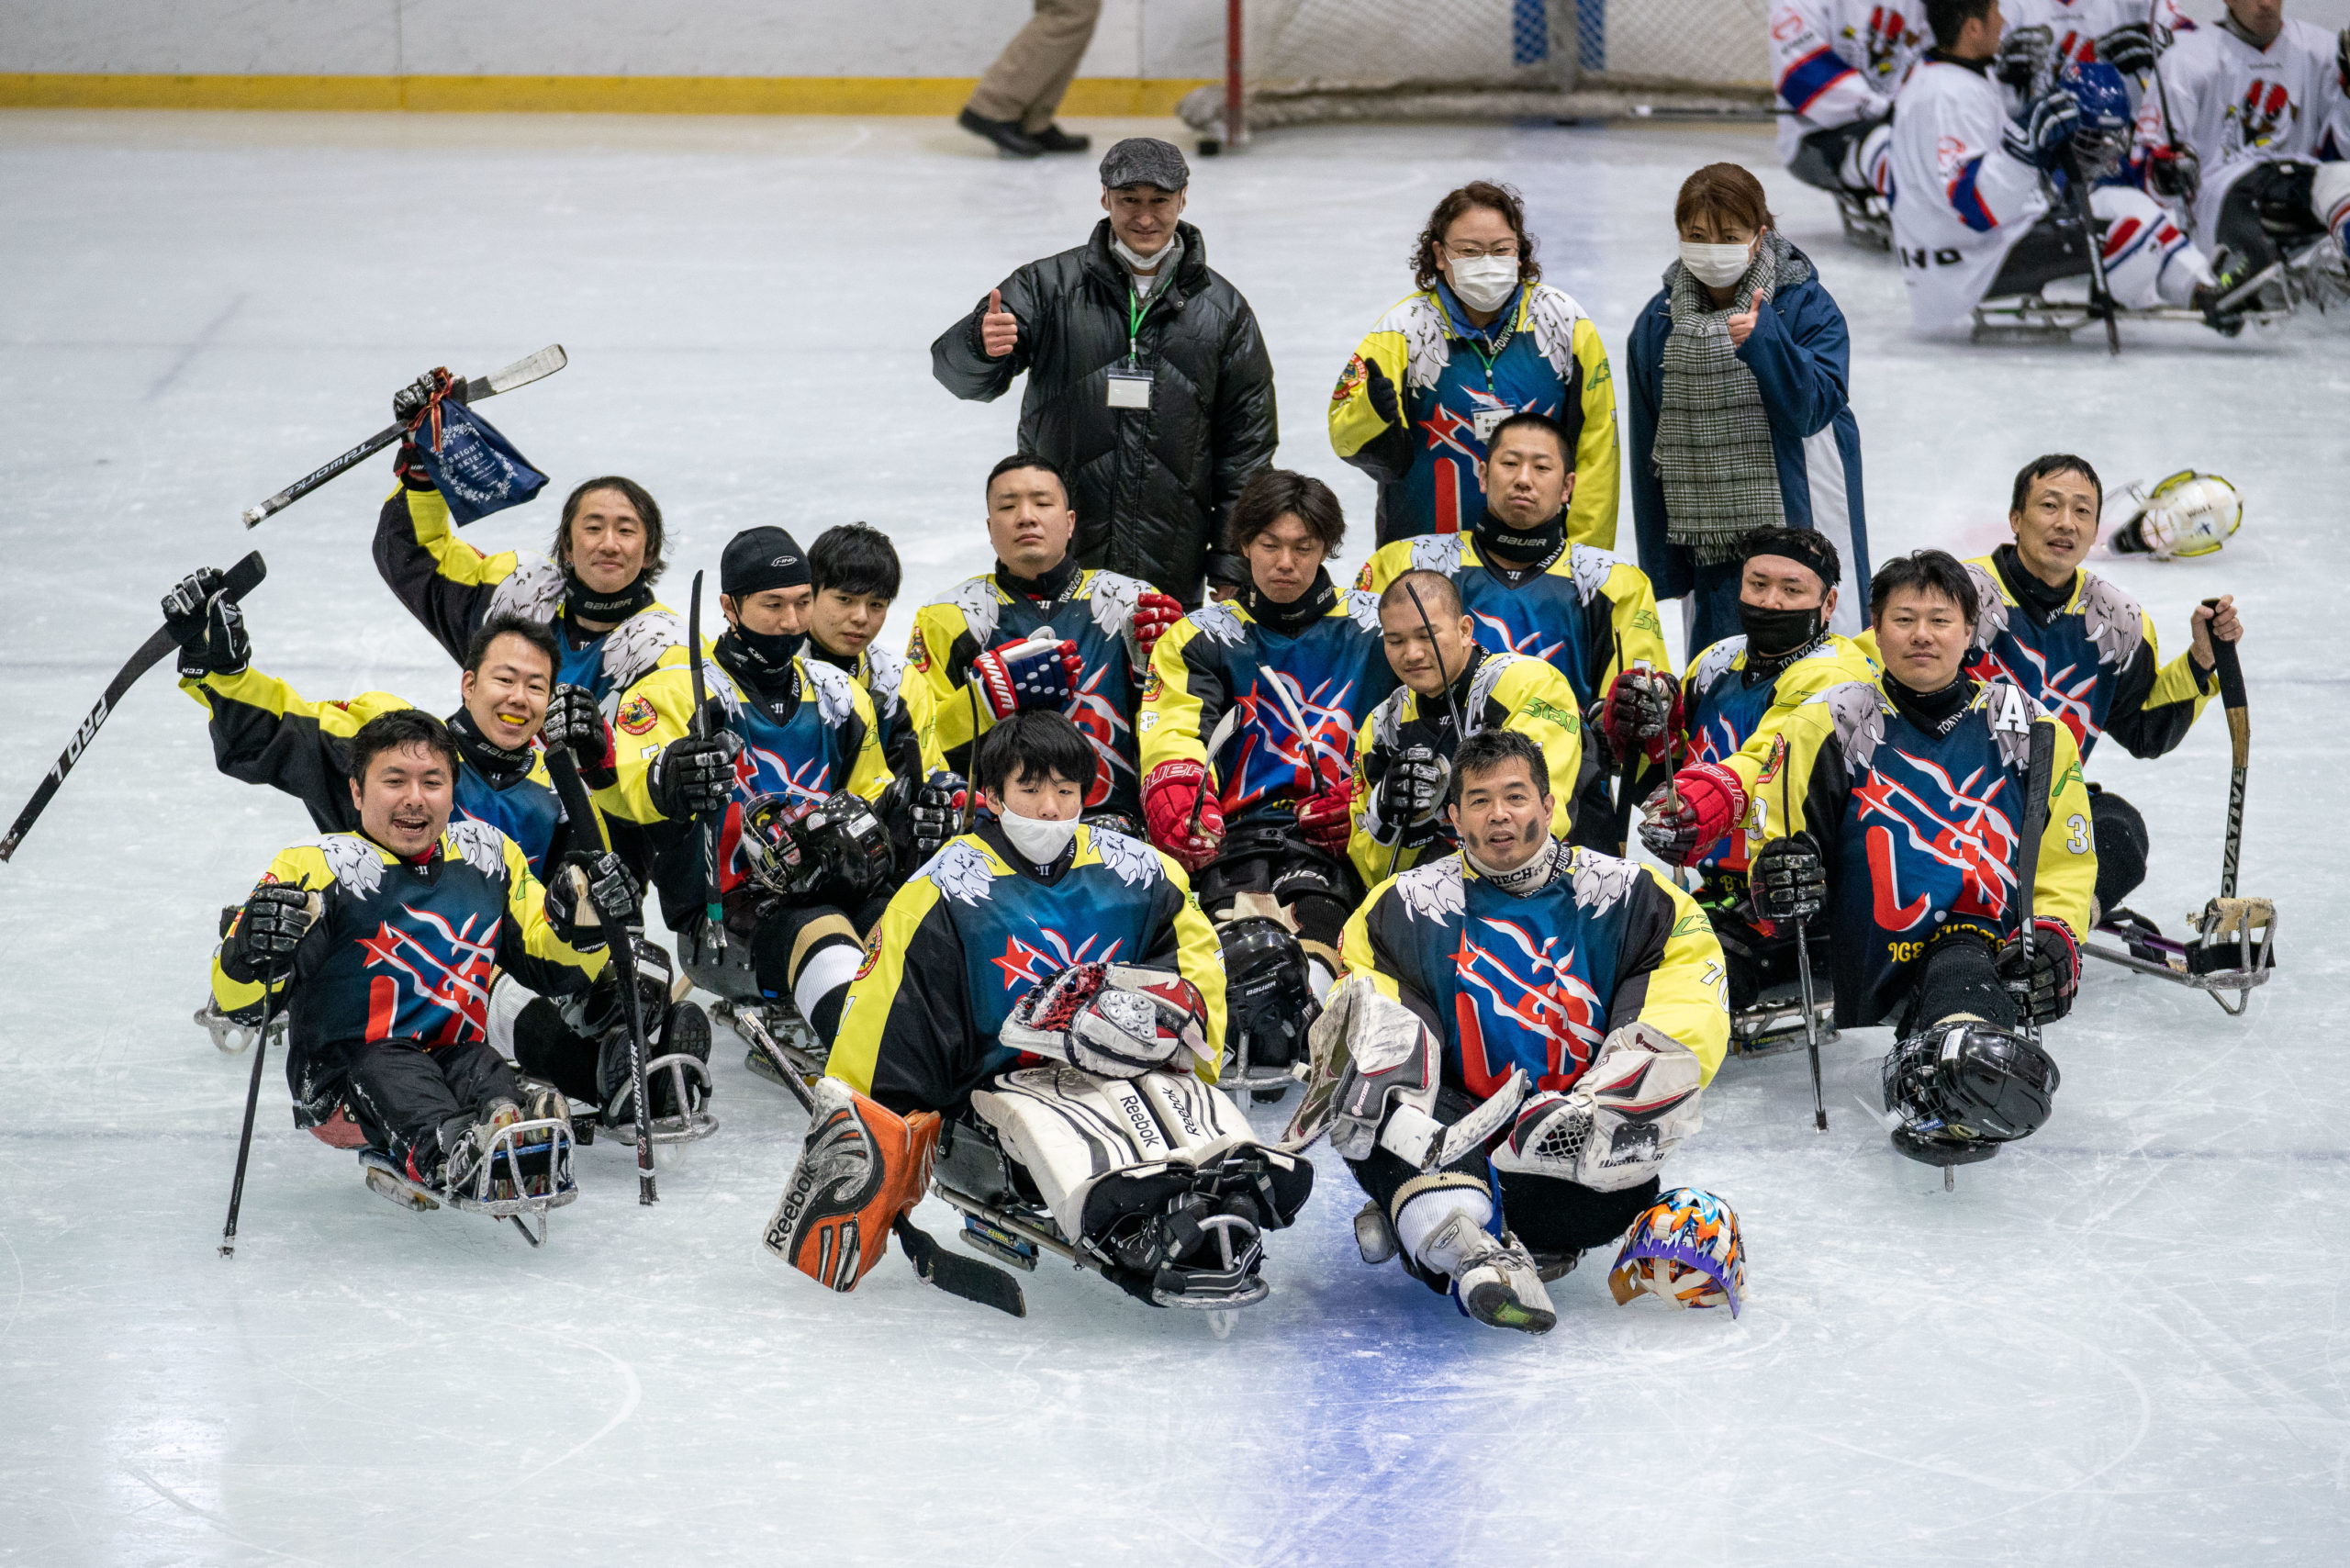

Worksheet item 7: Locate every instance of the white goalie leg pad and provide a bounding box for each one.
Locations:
[2091,186,2211,308]
[486,971,532,1064]
[1493,1022,1707,1193]
[1131,1070,1255,1167]
[1320,976,1444,1162]
[2311,162,2350,257]
[971,1065,1184,1244]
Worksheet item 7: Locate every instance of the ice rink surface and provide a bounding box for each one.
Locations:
[1,108,2345,1564]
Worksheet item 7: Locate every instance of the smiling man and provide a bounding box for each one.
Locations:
[1961,453,2243,923]
[1328,727,1735,1333]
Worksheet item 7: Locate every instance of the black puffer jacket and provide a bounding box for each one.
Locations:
[931,219,1277,604]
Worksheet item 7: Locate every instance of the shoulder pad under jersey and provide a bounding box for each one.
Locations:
[1081,569,1144,640]
[1567,543,1617,605]
[1391,855,1465,924]
[1567,846,1645,917]
[317,834,387,898]
[800,656,858,728]
[1965,561,2009,649]
[2076,571,2145,668]
[1524,283,1594,377]
[487,555,565,626]
[919,839,999,906]
[1342,588,1382,631]
[1086,825,1164,888]
[445,817,509,880]
[1409,533,1464,577]
[603,608,684,694]
[1688,636,1749,694]
[1185,601,1247,647]
[1465,652,1528,723]
[925,575,1003,647]
[1978,677,2042,772]
[864,644,905,711]
[1808,678,1887,775]
[1375,291,1453,393]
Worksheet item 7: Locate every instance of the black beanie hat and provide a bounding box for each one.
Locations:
[722,526,810,598]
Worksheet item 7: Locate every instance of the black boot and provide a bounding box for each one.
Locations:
[957,107,1042,158]
[1030,123,1091,153]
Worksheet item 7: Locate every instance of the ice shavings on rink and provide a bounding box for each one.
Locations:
[0,111,2344,1564]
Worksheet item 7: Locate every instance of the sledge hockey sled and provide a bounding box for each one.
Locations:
[577,1048,720,1147]
[713,996,828,1094]
[1730,972,1840,1058]
[1969,294,2282,344]
[358,1115,578,1247]
[2087,898,2276,1016]
[196,996,286,1056]
[1833,190,1891,252]
[1221,1026,1304,1103]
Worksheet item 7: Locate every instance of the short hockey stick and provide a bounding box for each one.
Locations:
[1186,705,1245,840]
[2065,149,2123,356]
[687,571,726,952]
[218,964,285,1259]
[2204,600,2249,900]
[2007,719,2058,1040]
[240,344,566,529]
[1782,740,1828,1131]
[3,550,266,863]
[542,747,658,1204]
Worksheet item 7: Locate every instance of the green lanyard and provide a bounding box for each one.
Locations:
[1125,286,1149,366]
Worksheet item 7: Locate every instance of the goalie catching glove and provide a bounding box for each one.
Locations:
[998,963,1210,1079]
[763,1077,941,1293]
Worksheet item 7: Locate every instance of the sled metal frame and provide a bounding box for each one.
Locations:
[196,998,286,1056]
[2086,900,2277,1017]
[1834,190,1891,252]
[586,1051,720,1147]
[1968,295,2260,344]
[715,997,829,1091]
[1223,1025,1301,1103]
[934,1180,1271,1322]
[1730,985,1840,1058]
[358,1115,578,1247]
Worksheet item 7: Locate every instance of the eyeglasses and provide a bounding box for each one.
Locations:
[1445,241,1520,260]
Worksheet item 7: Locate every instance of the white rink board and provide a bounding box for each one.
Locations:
[0,110,2345,1565]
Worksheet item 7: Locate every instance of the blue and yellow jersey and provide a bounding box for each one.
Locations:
[815,640,940,785]
[1138,588,1394,835]
[1678,632,1879,878]
[179,666,574,878]
[1960,551,2217,764]
[1342,846,1729,1100]
[905,561,1150,823]
[211,820,604,1127]
[825,823,1225,1114]
[1774,674,2097,1027]
[1327,282,1618,548]
[1354,532,1668,711]
[1347,648,1584,885]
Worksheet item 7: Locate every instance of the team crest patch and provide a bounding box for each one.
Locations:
[1353,559,1376,590]
[907,629,930,672]
[1332,353,1368,407]
[1140,663,1162,701]
[853,937,882,982]
[616,696,658,734]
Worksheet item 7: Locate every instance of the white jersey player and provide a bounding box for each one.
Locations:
[2134,0,2350,281]
[1892,0,2216,332]
[2000,0,2188,84]
[1772,0,1929,206]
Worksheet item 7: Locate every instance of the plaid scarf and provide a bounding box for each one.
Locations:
[1653,231,1809,563]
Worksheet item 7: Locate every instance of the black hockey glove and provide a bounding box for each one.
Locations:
[391,369,453,491]
[648,729,744,821]
[235,884,317,974]
[1363,357,1403,429]
[540,683,613,782]
[1995,917,2081,1025]
[1367,745,1448,848]
[1748,833,1827,924]
[2147,142,2200,203]
[2005,89,2080,173]
[162,568,251,678]
[2096,21,2157,77]
[545,849,640,950]
[912,769,969,860]
[1995,24,2053,94]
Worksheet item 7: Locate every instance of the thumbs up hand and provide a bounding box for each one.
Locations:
[981,287,1019,359]
[1728,284,1769,348]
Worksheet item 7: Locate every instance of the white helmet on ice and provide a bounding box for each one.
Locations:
[2110,471,2243,561]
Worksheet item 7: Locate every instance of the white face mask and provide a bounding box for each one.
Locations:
[1446,254,1520,313]
[1680,240,1755,288]
[1000,807,1080,866]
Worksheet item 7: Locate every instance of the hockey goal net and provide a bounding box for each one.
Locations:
[1180,0,1773,143]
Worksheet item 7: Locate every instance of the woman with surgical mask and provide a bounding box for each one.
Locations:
[1328,180,1620,551]
[1625,162,1873,658]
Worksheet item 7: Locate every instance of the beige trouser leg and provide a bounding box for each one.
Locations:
[965,0,1104,131]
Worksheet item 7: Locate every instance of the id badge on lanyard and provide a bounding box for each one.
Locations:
[1108,288,1152,409]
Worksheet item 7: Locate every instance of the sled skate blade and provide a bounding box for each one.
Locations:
[1149,1213,1270,1313]
[364,1163,440,1213]
[1731,991,1838,1058]
[361,1117,577,1245]
[957,1214,1041,1271]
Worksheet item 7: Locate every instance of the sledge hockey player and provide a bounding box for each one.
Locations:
[1892,0,2231,336]
[1348,570,1584,886]
[1138,468,1393,1091]
[1327,180,1618,548]
[768,711,1314,1313]
[1997,0,2186,91]
[1638,528,1878,1036]
[1960,454,2243,924]
[805,522,934,791]
[904,454,1185,837]
[1354,411,1671,850]
[1680,551,2094,1168]
[614,527,896,1092]
[1317,728,1738,1333]
[209,708,622,1197]
[2133,0,2350,313]
[1772,0,1930,247]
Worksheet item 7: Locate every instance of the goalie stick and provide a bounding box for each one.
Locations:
[239,344,566,529]
[3,550,266,863]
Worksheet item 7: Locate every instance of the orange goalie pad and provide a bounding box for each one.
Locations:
[762,1077,942,1293]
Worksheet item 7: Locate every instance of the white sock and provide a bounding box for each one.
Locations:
[793,944,864,1025]
[1394,1185,1495,1277]
[486,972,532,1064]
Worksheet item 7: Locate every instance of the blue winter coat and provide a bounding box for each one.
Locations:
[1626,252,1870,624]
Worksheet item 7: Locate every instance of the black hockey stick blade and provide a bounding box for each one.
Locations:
[4,551,266,863]
[240,345,567,529]
[893,1215,1027,1317]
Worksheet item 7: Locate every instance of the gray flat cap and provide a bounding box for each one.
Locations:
[1099,137,1190,191]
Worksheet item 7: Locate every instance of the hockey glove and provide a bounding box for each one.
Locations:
[1363,356,1404,429]
[2006,89,2081,172]
[1142,758,1223,871]
[1127,590,1186,666]
[235,883,318,972]
[391,368,454,490]
[2096,21,2157,78]
[2146,142,2200,204]
[1364,745,1448,848]
[912,769,969,859]
[540,683,615,783]
[1995,917,2081,1024]
[1599,665,1682,769]
[1748,833,1827,923]
[648,728,744,821]
[999,962,1210,1078]
[1637,760,1745,867]
[1994,24,2053,94]
[162,568,251,678]
[545,849,640,950]
[969,636,1083,721]
[1296,774,1358,855]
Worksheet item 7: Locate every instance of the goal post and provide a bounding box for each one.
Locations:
[1182,0,1774,146]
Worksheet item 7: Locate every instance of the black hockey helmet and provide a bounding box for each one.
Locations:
[1882,1021,2061,1145]
[741,790,895,899]
[1216,917,1321,1071]
[739,791,818,896]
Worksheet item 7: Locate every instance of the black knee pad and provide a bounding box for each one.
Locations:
[2089,787,2149,913]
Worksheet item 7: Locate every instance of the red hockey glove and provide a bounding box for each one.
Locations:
[1600,665,1683,769]
[1296,775,1357,855]
[1143,758,1223,871]
[1637,760,1745,867]
[969,637,1083,721]
[1128,590,1185,666]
